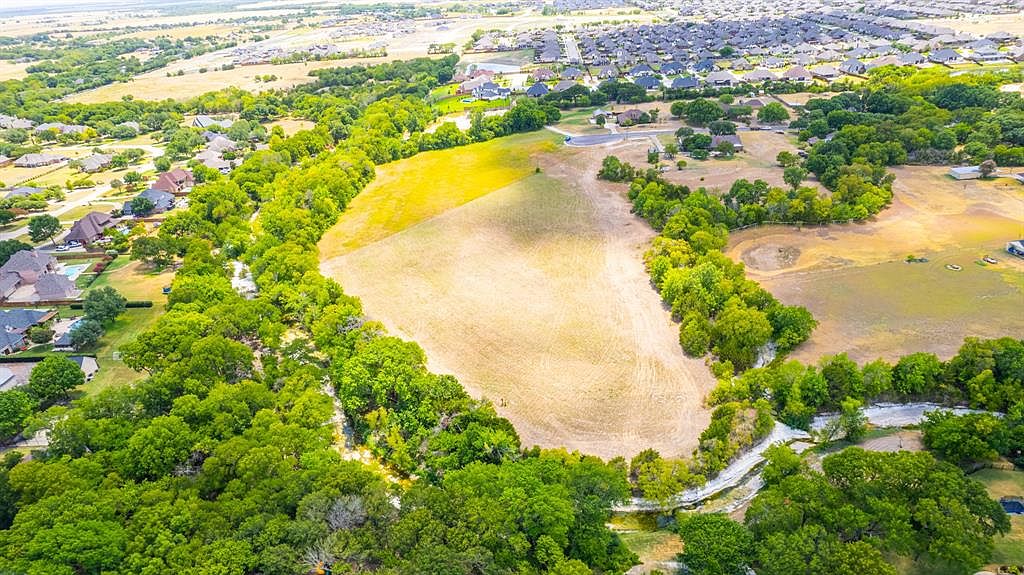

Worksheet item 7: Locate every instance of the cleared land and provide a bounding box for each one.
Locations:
[320,133,714,459]
[728,166,1024,363]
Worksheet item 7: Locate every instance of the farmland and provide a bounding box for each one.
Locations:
[320,134,715,459]
[728,166,1024,363]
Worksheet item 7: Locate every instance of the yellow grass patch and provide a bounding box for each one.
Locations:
[319,130,561,257]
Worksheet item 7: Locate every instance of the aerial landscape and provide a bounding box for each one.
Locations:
[0,0,1021,573]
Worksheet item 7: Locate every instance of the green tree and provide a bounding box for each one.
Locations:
[783,166,807,190]
[712,300,772,370]
[0,239,31,266]
[83,287,127,325]
[128,196,155,216]
[27,356,84,405]
[758,102,790,124]
[676,513,752,575]
[685,99,725,125]
[154,156,172,172]
[27,215,61,245]
[0,210,15,227]
[776,150,800,167]
[69,319,104,350]
[0,391,34,438]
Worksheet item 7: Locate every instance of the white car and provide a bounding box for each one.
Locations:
[66,240,82,247]
[55,244,70,252]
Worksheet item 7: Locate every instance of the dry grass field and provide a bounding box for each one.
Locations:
[66,60,345,103]
[0,61,31,82]
[728,166,1024,363]
[916,14,1024,36]
[320,134,714,459]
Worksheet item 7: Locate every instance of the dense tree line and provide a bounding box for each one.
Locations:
[677,447,1011,575]
[0,58,633,575]
[713,337,1024,430]
[795,66,1024,168]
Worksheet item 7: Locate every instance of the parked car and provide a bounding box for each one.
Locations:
[66,240,82,247]
[55,244,70,252]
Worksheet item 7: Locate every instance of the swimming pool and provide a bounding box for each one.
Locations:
[60,263,90,280]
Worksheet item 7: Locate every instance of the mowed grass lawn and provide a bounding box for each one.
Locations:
[319,129,561,257]
[78,259,173,395]
[972,468,1024,566]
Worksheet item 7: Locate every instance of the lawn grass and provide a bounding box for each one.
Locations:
[319,129,562,257]
[619,530,683,566]
[77,259,172,394]
[971,468,1024,566]
[432,94,511,115]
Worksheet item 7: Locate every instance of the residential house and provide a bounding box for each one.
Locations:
[14,153,66,168]
[151,168,194,194]
[634,76,661,90]
[711,134,744,151]
[78,153,112,173]
[0,115,33,130]
[526,82,550,97]
[781,66,813,83]
[615,109,645,124]
[123,188,176,216]
[0,250,57,286]
[35,273,79,301]
[899,52,926,65]
[474,83,511,100]
[705,70,738,87]
[207,136,238,154]
[811,64,841,80]
[671,76,700,89]
[70,355,99,381]
[65,211,115,245]
[742,69,778,83]
[660,61,685,75]
[597,65,618,79]
[629,63,655,77]
[192,115,234,129]
[839,58,867,75]
[561,67,582,80]
[4,186,42,199]
[0,368,16,391]
[531,68,556,81]
[0,308,54,355]
[551,80,577,93]
[34,123,87,135]
[929,48,962,65]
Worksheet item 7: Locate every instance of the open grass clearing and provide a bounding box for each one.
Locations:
[619,530,682,574]
[320,138,714,459]
[266,117,316,135]
[0,61,31,82]
[727,166,1024,363]
[77,259,172,394]
[320,130,561,256]
[971,469,1024,567]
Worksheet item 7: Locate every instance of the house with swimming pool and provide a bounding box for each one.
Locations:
[0,250,82,302]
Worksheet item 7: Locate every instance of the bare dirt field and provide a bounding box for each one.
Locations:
[728,166,1024,363]
[319,137,714,459]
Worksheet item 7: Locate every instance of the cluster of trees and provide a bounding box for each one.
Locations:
[711,337,1024,430]
[598,156,818,371]
[793,66,1024,168]
[676,447,1011,575]
[0,58,640,575]
[921,406,1023,468]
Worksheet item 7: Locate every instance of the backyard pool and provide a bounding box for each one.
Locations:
[60,263,90,280]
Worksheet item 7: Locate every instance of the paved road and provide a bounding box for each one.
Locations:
[1,144,165,242]
[562,129,676,147]
[560,33,582,65]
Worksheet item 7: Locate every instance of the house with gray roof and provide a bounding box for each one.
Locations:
[839,58,867,75]
[123,188,176,216]
[671,76,700,89]
[192,115,234,129]
[14,153,66,168]
[65,212,115,245]
[526,82,550,97]
[0,251,56,286]
[0,308,54,354]
[78,153,112,173]
[35,273,79,301]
